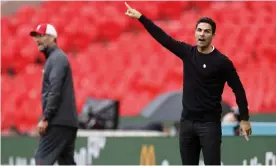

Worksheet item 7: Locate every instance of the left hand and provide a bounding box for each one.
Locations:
[37,119,48,136]
[240,120,252,141]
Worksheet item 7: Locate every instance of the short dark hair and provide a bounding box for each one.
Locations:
[196,17,216,35]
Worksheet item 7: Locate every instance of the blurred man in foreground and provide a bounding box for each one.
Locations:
[124,2,252,165]
[30,24,78,165]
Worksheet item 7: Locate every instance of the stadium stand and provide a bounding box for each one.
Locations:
[1,1,276,132]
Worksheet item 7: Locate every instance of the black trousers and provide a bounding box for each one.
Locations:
[35,125,78,165]
[179,119,221,165]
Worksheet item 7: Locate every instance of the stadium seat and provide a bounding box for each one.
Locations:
[1,1,276,131]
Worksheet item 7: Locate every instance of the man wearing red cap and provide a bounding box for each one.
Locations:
[30,23,78,165]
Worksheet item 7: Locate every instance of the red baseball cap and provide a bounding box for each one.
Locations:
[30,23,58,38]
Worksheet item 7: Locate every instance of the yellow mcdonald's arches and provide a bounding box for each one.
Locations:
[140,144,156,166]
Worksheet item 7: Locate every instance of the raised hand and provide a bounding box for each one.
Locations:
[124,2,142,19]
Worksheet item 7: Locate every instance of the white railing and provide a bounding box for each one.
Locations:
[77,129,167,137]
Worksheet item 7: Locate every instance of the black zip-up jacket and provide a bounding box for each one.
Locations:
[138,15,249,122]
[41,46,78,128]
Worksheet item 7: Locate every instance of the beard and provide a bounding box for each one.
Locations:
[197,40,211,48]
[38,44,46,51]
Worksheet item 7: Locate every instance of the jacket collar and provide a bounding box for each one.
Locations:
[42,45,58,58]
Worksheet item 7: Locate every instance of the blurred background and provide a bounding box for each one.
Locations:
[1,1,276,165]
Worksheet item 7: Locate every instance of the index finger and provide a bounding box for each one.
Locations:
[243,131,249,141]
[125,2,132,9]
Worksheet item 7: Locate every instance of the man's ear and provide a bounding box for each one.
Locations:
[50,36,56,43]
[211,33,216,40]
[47,35,55,43]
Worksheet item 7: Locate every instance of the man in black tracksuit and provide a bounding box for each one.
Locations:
[125,3,252,165]
[29,24,78,165]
